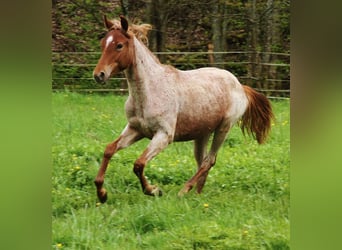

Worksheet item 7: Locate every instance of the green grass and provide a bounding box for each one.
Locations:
[52,92,290,249]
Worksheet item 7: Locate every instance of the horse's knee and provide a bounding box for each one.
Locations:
[133,159,145,176]
[210,155,216,166]
[202,155,216,170]
[133,164,140,176]
[104,143,116,159]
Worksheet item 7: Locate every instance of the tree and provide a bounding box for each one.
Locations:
[211,0,229,67]
[147,0,169,62]
[246,0,261,87]
[52,0,290,93]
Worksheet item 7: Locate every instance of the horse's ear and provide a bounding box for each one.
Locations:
[103,15,113,30]
[120,15,129,33]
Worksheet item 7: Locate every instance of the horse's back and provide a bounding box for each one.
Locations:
[173,67,248,141]
[177,67,247,115]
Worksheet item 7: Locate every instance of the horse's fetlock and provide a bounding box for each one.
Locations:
[94,178,103,188]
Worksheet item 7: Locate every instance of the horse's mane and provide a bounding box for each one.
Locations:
[108,19,152,46]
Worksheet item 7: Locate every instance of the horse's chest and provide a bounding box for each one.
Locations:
[126,108,167,139]
[125,98,174,139]
[126,116,153,139]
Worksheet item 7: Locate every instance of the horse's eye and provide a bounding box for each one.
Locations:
[116,43,123,50]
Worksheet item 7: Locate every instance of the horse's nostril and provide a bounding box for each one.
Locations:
[100,71,105,78]
[94,75,100,82]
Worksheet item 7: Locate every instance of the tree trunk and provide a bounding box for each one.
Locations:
[212,1,223,67]
[148,0,167,63]
[247,0,260,88]
[260,0,273,92]
[269,0,281,87]
[120,0,129,17]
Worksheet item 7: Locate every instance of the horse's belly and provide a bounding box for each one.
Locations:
[174,115,222,141]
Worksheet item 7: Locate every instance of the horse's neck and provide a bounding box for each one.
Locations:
[125,37,164,101]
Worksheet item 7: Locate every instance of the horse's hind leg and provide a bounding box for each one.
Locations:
[194,134,210,192]
[179,120,232,196]
[196,124,231,193]
[194,134,210,167]
[94,125,142,203]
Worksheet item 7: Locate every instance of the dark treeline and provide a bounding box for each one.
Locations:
[52,0,290,94]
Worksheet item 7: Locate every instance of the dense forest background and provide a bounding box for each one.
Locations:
[52,0,290,96]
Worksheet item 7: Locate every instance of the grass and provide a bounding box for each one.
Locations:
[52,91,290,249]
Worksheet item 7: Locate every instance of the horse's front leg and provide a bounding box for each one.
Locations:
[94,125,142,203]
[133,131,170,196]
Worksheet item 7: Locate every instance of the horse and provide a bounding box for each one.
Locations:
[93,16,274,203]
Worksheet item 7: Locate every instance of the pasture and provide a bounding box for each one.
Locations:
[52,92,289,249]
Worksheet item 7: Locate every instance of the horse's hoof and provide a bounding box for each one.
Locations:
[178,185,192,197]
[178,190,186,197]
[145,186,163,196]
[151,187,163,196]
[97,188,108,203]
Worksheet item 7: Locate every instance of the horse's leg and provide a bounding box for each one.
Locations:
[94,125,143,203]
[194,134,210,192]
[179,120,232,196]
[133,131,170,196]
[196,126,230,193]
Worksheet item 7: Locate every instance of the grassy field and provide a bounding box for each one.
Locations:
[52,92,290,249]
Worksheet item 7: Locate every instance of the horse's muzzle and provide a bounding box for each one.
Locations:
[94,71,106,84]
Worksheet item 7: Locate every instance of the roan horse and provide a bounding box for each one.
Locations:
[93,16,274,203]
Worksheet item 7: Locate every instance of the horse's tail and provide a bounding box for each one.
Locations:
[240,85,274,144]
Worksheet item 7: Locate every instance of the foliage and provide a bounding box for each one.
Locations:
[52,92,289,249]
[52,0,290,53]
[52,0,290,94]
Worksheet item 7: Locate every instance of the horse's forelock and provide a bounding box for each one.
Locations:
[108,19,152,45]
[108,19,121,30]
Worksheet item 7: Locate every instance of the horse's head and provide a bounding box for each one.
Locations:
[93,16,133,83]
